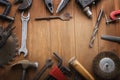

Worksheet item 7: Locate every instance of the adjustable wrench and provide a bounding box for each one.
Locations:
[18,12,30,57]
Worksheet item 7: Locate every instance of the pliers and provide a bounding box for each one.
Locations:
[44,0,71,14]
[56,0,71,13]
[44,0,54,14]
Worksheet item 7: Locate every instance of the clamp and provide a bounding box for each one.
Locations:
[0,0,14,21]
[105,10,120,24]
[44,52,72,80]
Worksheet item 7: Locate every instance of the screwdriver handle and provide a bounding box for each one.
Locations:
[101,35,120,43]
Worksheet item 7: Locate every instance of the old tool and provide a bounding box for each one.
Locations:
[0,23,18,66]
[0,0,14,21]
[11,60,38,80]
[92,51,120,80]
[44,52,71,80]
[76,0,98,18]
[14,0,32,11]
[35,13,72,21]
[18,12,30,57]
[56,0,71,13]
[33,59,53,80]
[69,57,95,80]
[105,10,120,24]
[101,35,120,43]
[0,21,15,48]
[70,67,86,80]
[44,0,54,14]
[105,14,118,24]
[110,10,120,20]
[89,9,104,48]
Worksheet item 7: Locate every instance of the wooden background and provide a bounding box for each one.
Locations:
[0,0,120,80]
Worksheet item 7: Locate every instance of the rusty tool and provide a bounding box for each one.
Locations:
[44,52,71,80]
[11,60,38,80]
[69,57,95,80]
[105,14,118,24]
[0,21,15,48]
[14,0,32,11]
[105,10,120,24]
[35,13,72,21]
[0,0,14,21]
[101,35,120,43]
[89,9,104,48]
[76,0,99,18]
[33,59,53,80]
[92,51,120,80]
[0,25,18,66]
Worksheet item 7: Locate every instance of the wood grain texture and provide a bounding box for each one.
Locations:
[0,0,120,80]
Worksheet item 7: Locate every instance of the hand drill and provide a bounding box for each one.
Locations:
[76,0,98,18]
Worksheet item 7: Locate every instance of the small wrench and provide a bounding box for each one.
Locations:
[18,12,30,57]
[33,59,53,80]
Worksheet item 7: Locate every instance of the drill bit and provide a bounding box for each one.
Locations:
[89,9,104,48]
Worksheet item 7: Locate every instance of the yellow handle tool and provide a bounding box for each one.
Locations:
[69,57,95,80]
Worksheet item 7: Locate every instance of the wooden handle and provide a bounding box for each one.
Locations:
[69,57,95,80]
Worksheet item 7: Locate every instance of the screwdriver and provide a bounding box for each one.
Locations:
[89,9,104,48]
[101,35,120,43]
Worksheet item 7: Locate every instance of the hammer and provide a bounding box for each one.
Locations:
[11,60,38,80]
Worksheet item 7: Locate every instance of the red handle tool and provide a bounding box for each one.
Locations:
[110,10,120,20]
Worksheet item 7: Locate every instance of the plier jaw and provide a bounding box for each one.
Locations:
[44,0,54,14]
[56,0,71,13]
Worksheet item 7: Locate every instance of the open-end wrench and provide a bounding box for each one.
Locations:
[18,12,30,57]
[33,59,53,80]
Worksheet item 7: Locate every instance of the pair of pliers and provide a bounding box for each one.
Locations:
[44,0,70,14]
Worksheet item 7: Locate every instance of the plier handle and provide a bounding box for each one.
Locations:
[110,10,120,20]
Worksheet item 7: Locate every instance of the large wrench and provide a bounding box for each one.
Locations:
[18,12,30,57]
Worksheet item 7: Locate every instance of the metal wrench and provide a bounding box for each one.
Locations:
[18,12,30,57]
[33,59,53,80]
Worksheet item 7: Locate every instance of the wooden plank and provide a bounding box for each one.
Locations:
[0,0,120,80]
[74,0,98,74]
[98,0,117,51]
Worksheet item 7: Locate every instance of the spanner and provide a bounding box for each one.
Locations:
[33,59,53,80]
[18,12,30,57]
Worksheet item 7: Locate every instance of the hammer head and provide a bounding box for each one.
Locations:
[11,60,38,70]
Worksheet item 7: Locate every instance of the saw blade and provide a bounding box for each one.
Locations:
[92,51,120,80]
[0,29,18,66]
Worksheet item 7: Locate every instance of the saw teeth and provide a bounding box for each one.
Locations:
[0,32,18,66]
